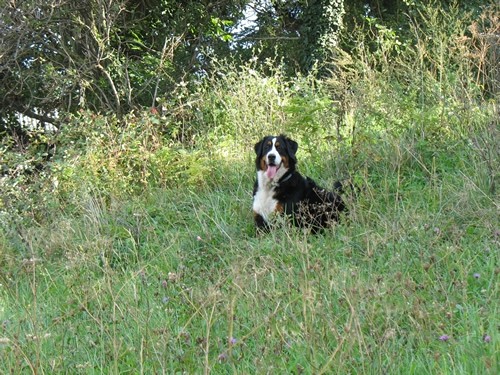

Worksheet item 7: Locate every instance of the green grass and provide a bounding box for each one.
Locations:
[1,139,498,374]
[1,6,499,369]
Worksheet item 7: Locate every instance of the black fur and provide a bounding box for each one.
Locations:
[253,135,346,233]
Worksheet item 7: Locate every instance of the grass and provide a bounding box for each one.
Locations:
[1,134,498,373]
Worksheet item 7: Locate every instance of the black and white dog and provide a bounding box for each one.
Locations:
[252,135,346,232]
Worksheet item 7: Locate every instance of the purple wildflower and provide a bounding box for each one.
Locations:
[483,335,491,343]
[473,273,480,279]
[439,335,450,342]
[229,337,237,345]
[218,352,228,362]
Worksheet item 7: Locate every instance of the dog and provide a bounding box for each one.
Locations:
[252,134,346,232]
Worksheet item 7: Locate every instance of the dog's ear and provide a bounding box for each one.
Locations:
[284,136,298,162]
[254,138,264,157]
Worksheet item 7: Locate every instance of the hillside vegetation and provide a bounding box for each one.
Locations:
[0,1,498,373]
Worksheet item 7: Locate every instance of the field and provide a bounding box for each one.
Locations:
[1,112,498,373]
[1,3,499,372]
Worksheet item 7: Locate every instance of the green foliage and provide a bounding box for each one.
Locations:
[53,112,218,198]
[0,0,245,128]
[191,58,290,144]
[329,1,498,155]
[0,1,499,373]
[231,0,346,74]
[0,141,498,372]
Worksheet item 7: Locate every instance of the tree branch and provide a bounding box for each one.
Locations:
[10,102,57,125]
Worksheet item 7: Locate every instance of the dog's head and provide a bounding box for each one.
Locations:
[254,135,298,181]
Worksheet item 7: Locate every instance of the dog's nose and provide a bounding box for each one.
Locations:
[267,154,276,164]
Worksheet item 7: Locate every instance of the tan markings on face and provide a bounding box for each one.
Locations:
[275,141,280,148]
[275,202,284,213]
[260,157,267,171]
[281,155,289,168]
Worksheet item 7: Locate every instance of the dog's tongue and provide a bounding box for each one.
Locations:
[266,165,278,179]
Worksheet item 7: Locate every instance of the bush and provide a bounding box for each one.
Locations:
[1,2,497,230]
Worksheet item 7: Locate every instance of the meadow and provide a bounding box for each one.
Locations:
[1,4,498,373]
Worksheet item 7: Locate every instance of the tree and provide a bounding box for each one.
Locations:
[231,0,345,74]
[0,0,246,135]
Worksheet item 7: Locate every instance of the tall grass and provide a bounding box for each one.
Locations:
[1,2,498,373]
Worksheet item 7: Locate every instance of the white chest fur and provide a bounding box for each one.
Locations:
[253,171,278,221]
